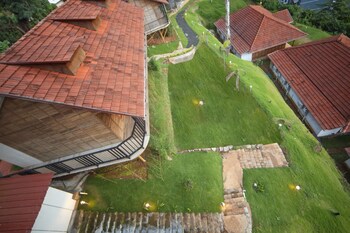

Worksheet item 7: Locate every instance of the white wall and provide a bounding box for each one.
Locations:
[241,53,252,61]
[271,63,342,137]
[32,187,76,233]
[0,143,42,167]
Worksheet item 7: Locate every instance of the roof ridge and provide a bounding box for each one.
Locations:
[250,15,266,52]
[282,50,347,123]
[281,34,348,51]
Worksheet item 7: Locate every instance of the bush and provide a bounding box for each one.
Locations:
[183,179,194,191]
[148,58,160,71]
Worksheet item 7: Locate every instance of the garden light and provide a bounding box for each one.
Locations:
[220,202,226,212]
[80,200,88,205]
[296,185,301,191]
[199,100,204,106]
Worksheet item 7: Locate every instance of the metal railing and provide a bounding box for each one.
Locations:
[145,4,170,35]
[4,117,146,177]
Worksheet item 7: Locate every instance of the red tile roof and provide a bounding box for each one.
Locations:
[272,9,293,23]
[268,34,350,131]
[214,5,306,54]
[0,0,145,117]
[150,0,168,3]
[50,0,102,20]
[0,173,53,233]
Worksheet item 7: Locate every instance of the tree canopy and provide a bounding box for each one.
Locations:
[0,0,55,52]
[258,0,350,37]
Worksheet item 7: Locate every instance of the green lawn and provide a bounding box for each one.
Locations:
[183,6,350,232]
[168,45,281,150]
[148,41,178,57]
[294,23,331,45]
[197,0,248,29]
[81,61,223,213]
[82,152,223,212]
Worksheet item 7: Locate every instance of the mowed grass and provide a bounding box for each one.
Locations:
[168,45,281,150]
[82,152,223,212]
[183,8,350,232]
[81,63,223,213]
[197,0,248,29]
[294,23,331,45]
[148,41,178,57]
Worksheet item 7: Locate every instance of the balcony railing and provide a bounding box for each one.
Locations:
[4,117,147,178]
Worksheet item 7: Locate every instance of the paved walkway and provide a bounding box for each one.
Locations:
[222,143,288,233]
[176,10,199,48]
[70,211,225,233]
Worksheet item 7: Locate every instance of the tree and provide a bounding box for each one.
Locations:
[0,0,55,46]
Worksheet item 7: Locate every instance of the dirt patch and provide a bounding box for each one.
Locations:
[94,149,151,180]
[148,35,177,45]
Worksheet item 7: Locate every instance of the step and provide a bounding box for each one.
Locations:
[200,213,208,233]
[183,213,190,232]
[73,211,225,233]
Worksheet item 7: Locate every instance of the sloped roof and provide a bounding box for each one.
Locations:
[0,173,53,233]
[273,9,293,23]
[268,34,350,131]
[150,0,168,4]
[0,0,145,117]
[214,5,306,54]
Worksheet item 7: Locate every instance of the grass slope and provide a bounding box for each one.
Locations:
[83,152,223,212]
[294,23,331,45]
[168,45,281,150]
[82,63,223,213]
[148,41,178,57]
[197,0,248,29]
[183,7,350,232]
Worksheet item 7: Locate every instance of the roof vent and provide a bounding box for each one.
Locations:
[0,35,86,75]
[50,1,102,30]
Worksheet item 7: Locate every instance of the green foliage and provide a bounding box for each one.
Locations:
[0,40,9,53]
[257,0,350,36]
[148,58,160,71]
[253,181,265,193]
[183,178,194,191]
[148,62,176,159]
[0,0,55,46]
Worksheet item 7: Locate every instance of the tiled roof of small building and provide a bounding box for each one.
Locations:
[272,9,293,23]
[214,5,306,54]
[268,34,350,131]
[0,0,145,117]
[0,173,53,233]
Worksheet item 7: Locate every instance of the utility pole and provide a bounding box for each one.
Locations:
[225,0,230,40]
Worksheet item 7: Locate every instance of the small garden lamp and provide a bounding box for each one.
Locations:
[80,200,88,205]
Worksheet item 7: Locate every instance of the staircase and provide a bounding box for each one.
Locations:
[223,189,246,217]
[70,211,225,233]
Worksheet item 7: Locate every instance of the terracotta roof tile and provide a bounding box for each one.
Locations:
[214,5,306,54]
[51,0,102,20]
[0,174,53,233]
[268,34,350,130]
[272,9,293,23]
[0,0,145,117]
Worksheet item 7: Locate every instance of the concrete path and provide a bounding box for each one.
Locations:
[222,143,288,233]
[176,10,199,48]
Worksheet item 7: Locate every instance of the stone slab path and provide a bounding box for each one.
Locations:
[222,143,288,233]
[70,211,224,233]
